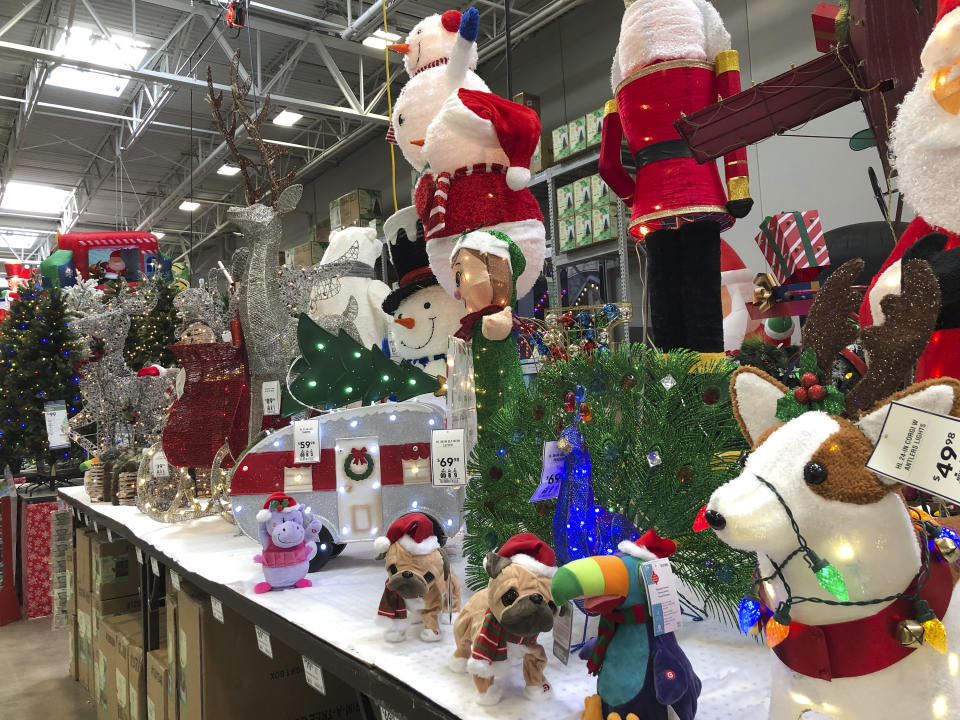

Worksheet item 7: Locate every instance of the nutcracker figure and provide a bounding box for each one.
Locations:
[599,0,751,352]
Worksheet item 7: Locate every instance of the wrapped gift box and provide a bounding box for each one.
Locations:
[811,3,844,54]
[20,500,57,618]
[754,211,829,284]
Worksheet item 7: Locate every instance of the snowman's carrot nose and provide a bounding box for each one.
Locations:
[409,139,425,147]
[388,43,410,54]
[394,317,416,329]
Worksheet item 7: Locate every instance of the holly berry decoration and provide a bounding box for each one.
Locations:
[776,349,845,421]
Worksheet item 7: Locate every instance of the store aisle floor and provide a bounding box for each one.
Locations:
[0,618,95,720]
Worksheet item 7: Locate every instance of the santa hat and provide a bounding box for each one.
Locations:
[759,316,794,348]
[374,512,440,556]
[720,239,753,286]
[256,492,301,522]
[452,89,541,191]
[938,0,960,22]
[136,365,164,378]
[4,262,22,279]
[487,533,557,577]
[618,529,677,562]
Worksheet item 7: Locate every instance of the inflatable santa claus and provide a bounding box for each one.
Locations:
[862,0,960,380]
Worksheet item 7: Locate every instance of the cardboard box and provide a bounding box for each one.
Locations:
[128,637,147,720]
[575,211,594,247]
[66,547,76,615]
[92,535,138,600]
[587,107,604,147]
[573,177,592,213]
[69,612,79,681]
[94,593,142,649]
[559,216,577,252]
[552,124,570,161]
[77,588,93,692]
[291,242,312,268]
[77,529,95,594]
[512,91,540,117]
[592,204,619,243]
[591,174,613,207]
[147,650,169,720]
[556,183,575,219]
[165,592,178,720]
[99,614,139,720]
[568,116,587,155]
[531,133,553,174]
[333,188,383,230]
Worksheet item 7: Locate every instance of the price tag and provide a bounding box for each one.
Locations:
[43,400,71,449]
[293,418,321,464]
[210,597,224,624]
[640,558,682,636]
[431,429,466,486]
[175,368,186,399]
[255,626,273,658]
[302,657,326,695]
[151,453,169,479]
[867,402,960,503]
[530,441,566,502]
[106,528,113,543]
[262,381,281,417]
[135,547,143,565]
[551,604,574,665]
[150,557,159,577]
[170,571,181,591]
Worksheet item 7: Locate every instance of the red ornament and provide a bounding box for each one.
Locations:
[808,384,827,402]
[801,372,818,388]
[564,392,576,412]
[793,386,809,403]
[693,505,711,532]
[559,313,575,327]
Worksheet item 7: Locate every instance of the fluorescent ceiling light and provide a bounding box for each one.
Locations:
[217,164,241,176]
[1,182,71,214]
[0,233,39,250]
[47,26,148,97]
[272,110,303,127]
[362,28,402,49]
[152,232,165,239]
[178,201,200,212]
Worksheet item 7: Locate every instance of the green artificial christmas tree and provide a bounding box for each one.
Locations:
[124,279,180,368]
[0,287,85,472]
[464,345,756,622]
[284,313,440,413]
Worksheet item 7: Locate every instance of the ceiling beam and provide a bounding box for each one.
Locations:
[0,0,42,40]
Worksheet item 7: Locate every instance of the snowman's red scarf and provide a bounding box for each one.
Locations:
[770,555,954,681]
[414,58,449,76]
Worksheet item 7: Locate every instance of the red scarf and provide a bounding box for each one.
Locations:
[587,604,648,675]
[454,305,508,341]
[377,581,408,620]
[471,609,537,665]
[772,556,955,681]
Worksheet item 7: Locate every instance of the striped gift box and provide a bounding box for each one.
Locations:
[754,211,830,284]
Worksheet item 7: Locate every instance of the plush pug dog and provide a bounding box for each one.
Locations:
[375,513,461,643]
[449,533,559,705]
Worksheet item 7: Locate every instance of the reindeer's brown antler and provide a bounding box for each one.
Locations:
[206,61,260,206]
[801,258,864,378]
[845,259,941,416]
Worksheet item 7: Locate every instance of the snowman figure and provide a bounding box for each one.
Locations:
[719,239,761,351]
[382,207,463,381]
[418,89,545,302]
[308,226,390,351]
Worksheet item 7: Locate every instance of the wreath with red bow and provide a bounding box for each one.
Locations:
[343,446,375,482]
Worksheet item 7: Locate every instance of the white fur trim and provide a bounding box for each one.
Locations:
[256,509,272,523]
[509,553,557,577]
[448,656,468,674]
[468,657,510,678]
[375,615,408,631]
[869,261,901,327]
[451,231,510,262]
[617,540,657,562]
[419,628,442,643]
[373,536,392,555]
[475,683,503,706]
[506,167,531,191]
[397,534,440,556]
[524,683,552,701]
[384,628,407,643]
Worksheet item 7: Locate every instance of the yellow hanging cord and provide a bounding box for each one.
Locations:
[382,2,399,213]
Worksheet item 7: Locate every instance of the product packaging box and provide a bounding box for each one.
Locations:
[556,183,575,219]
[568,116,587,155]
[147,650,169,720]
[573,177,592,213]
[592,204,619,243]
[531,134,553,173]
[552,124,570,161]
[290,242,313,268]
[93,593,142,647]
[69,612,79,681]
[587,107,604,147]
[333,189,383,230]
[591,174,613,206]
[66,547,76,615]
[575,211,594,247]
[812,2,844,53]
[77,587,93,692]
[165,592,177,720]
[91,535,138,600]
[100,614,140,720]
[76,529,94,594]
[128,638,146,720]
[559,216,577,252]
[511,91,540,116]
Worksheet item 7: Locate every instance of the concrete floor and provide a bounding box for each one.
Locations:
[0,618,95,720]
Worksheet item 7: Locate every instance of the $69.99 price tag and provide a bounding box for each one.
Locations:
[431,429,465,486]
[530,441,566,502]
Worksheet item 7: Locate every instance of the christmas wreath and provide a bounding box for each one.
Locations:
[344,447,375,481]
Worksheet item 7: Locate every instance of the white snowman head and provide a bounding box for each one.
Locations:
[392,10,478,76]
[321,225,383,267]
[389,285,462,365]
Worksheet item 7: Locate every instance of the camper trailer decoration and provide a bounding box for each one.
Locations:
[704,258,960,719]
[550,531,702,720]
[375,512,462,643]
[229,402,464,571]
[600,0,749,352]
[253,491,324,593]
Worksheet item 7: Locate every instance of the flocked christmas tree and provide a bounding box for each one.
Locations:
[464,345,756,621]
[0,286,86,472]
[124,278,180,368]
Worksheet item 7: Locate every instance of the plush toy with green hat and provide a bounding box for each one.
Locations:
[450,229,526,436]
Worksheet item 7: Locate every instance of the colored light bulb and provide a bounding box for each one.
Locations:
[737,597,763,634]
[692,505,710,532]
[939,526,960,545]
[806,550,849,601]
[765,604,791,648]
[915,600,948,654]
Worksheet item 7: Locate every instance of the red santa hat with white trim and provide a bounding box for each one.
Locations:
[618,529,677,562]
[446,88,542,192]
[374,512,441,556]
[486,532,557,577]
[256,492,302,522]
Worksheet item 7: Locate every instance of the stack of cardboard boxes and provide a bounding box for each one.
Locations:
[329,188,383,236]
[552,105,605,165]
[512,92,552,175]
[557,174,619,251]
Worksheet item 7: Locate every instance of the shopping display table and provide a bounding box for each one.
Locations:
[58,486,772,720]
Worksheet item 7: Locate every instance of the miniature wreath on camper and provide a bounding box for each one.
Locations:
[344,447,375,482]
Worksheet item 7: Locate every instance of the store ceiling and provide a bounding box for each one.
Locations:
[0,0,580,263]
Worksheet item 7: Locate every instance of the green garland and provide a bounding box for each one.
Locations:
[343,452,375,482]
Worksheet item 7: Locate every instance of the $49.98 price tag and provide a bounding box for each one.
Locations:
[431,429,466,486]
[293,418,321,463]
[530,441,566,502]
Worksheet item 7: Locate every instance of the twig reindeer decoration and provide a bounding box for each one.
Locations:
[207,50,303,438]
[705,258,960,720]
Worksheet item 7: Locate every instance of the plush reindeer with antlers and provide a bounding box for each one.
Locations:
[706,258,960,719]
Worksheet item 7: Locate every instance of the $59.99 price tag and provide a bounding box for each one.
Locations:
[431,429,466,486]
[293,418,321,463]
[530,441,566,502]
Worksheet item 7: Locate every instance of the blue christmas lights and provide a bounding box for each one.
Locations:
[737,597,763,634]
